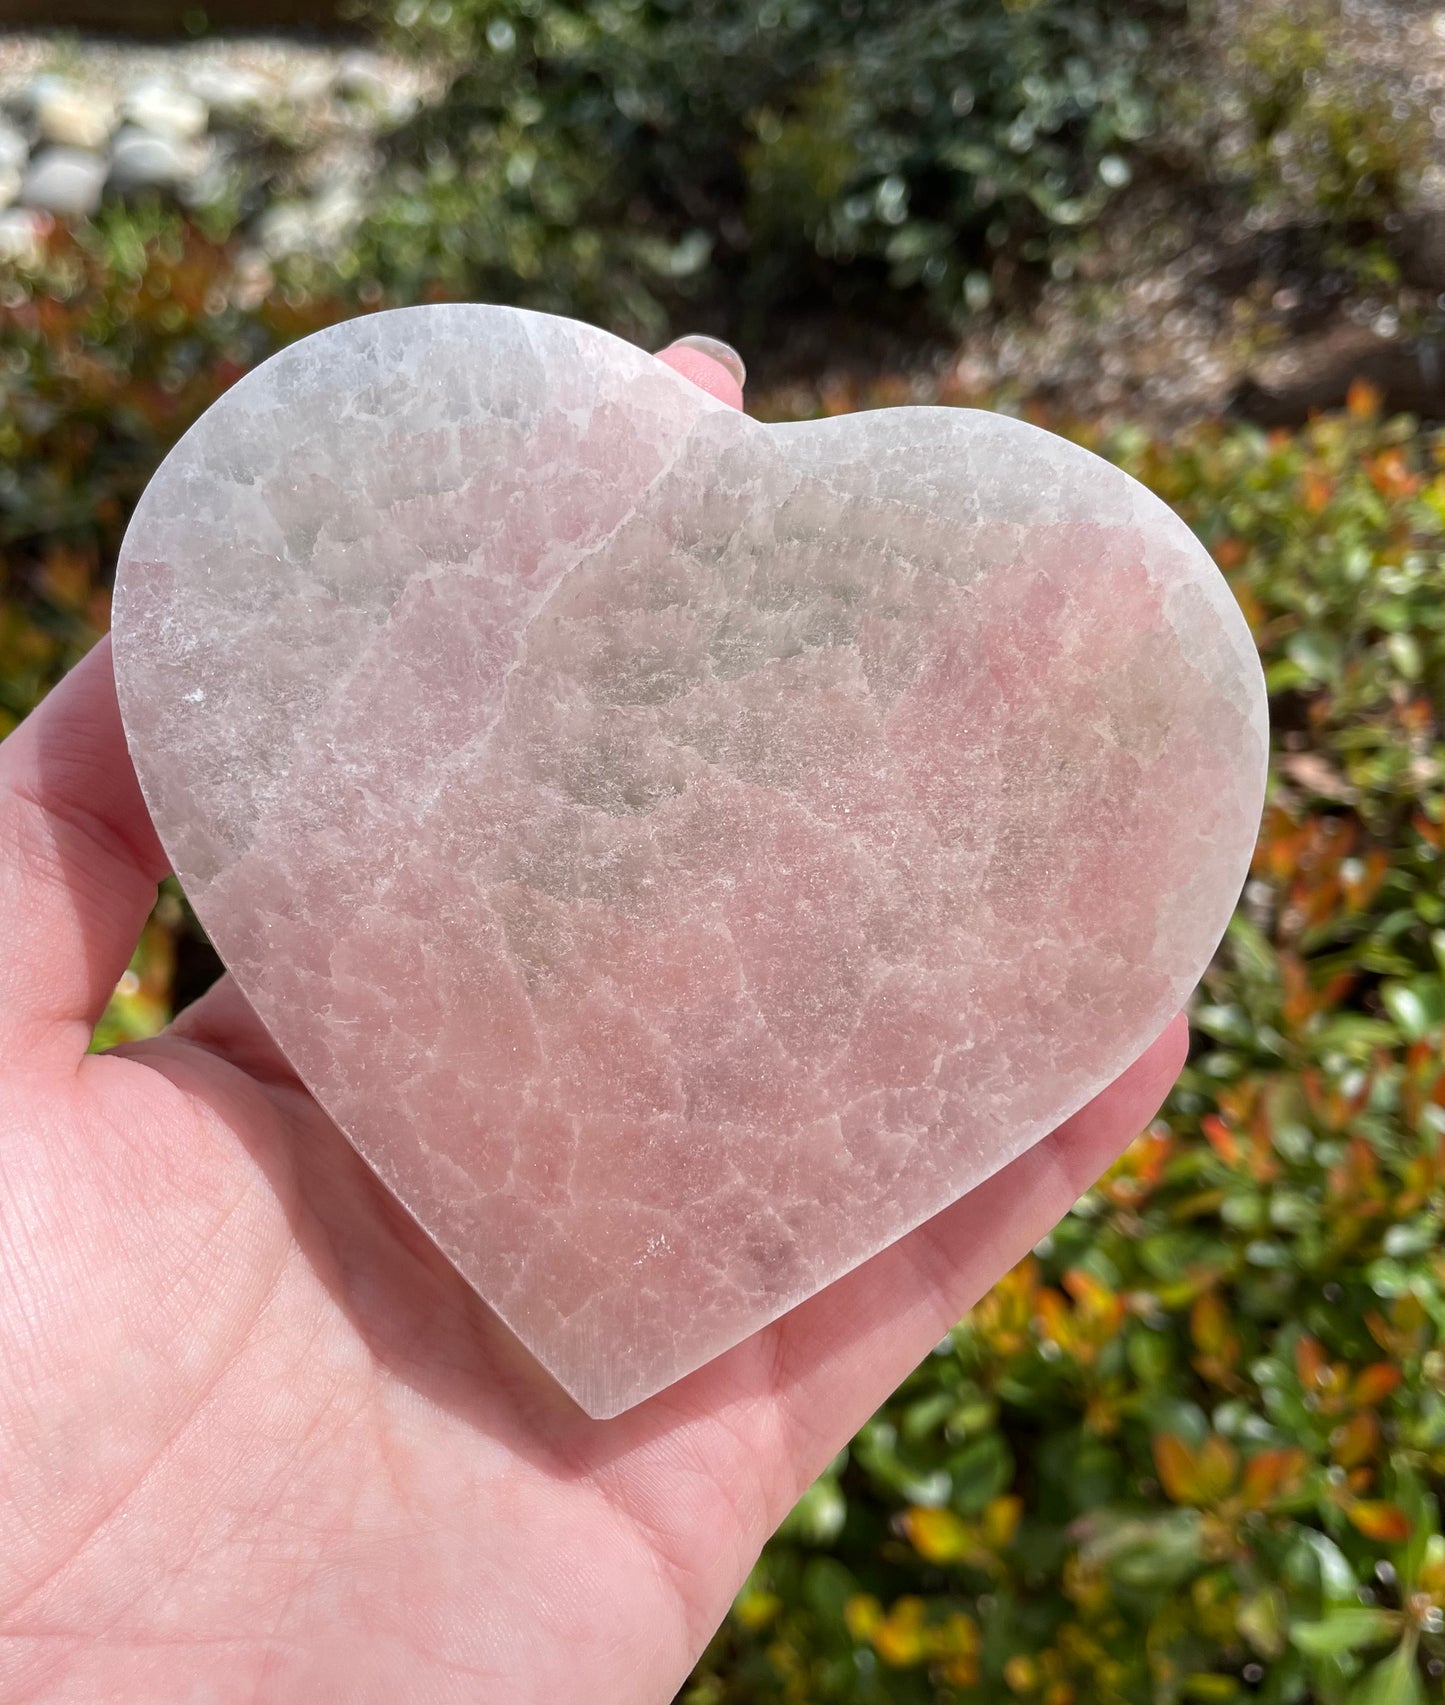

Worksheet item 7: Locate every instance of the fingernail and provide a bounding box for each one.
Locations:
[661,334,746,388]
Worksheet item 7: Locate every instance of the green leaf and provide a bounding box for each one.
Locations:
[778,1474,847,1546]
[1290,1609,1400,1657]
[1286,629,1342,683]
[1288,1530,1368,1607]
[1380,978,1445,1040]
[1225,913,1279,983]
[1238,1586,1288,1658]
[949,1432,1013,1515]
[1076,1509,1204,1591]
[1386,632,1423,680]
[1392,1465,1440,1590]
[1347,1637,1424,1705]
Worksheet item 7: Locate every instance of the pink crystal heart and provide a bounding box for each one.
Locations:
[112,305,1267,1417]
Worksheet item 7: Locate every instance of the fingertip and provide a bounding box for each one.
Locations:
[1139,1010,1191,1098]
[1089,1011,1190,1134]
[1046,1011,1189,1196]
[655,338,746,411]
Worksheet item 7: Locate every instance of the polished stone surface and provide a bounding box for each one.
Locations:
[113,305,1268,1416]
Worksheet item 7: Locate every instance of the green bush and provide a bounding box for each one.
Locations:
[0,211,339,736]
[357,0,1169,341]
[4,222,1445,1701]
[1166,0,1432,273]
[355,0,1431,343]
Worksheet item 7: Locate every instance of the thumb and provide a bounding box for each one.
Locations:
[655,334,746,411]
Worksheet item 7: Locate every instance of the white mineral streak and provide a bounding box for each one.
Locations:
[112,305,1268,1417]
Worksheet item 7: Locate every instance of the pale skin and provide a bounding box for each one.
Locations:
[0,344,1187,1703]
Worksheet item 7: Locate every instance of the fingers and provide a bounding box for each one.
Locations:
[752,1015,1189,1486]
[0,638,169,1065]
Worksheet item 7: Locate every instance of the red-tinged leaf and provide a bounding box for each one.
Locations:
[1154,1434,1201,1505]
[1331,1411,1381,1470]
[1062,1268,1115,1315]
[1302,469,1334,513]
[1191,1292,1233,1359]
[1353,1363,1403,1407]
[1201,1115,1239,1165]
[1296,1336,1328,1390]
[1368,447,1421,500]
[1034,1290,1073,1351]
[1241,1448,1308,1509]
[1347,1502,1412,1543]
[1348,377,1384,417]
[1364,1311,1394,1355]
[1192,1434,1238,1504]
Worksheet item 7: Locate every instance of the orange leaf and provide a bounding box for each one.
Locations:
[1347,377,1383,418]
[1191,1291,1233,1359]
[871,1596,928,1667]
[1202,1115,1239,1166]
[1154,1434,1200,1505]
[1063,1268,1116,1316]
[1368,447,1421,499]
[1301,469,1334,513]
[1347,1501,1412,1543]
[1194,1434,1239,1503]
[1154,1433,1236,1506]
[1241,1447,1308,1508]
[1331,1412,1380,1470]
[1035,1290,1074,1351]
[1352,1363,1403,1407]
[1296,1336,1328,1390]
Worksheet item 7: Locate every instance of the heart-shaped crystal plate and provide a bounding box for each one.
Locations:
[113,305,1267,1416]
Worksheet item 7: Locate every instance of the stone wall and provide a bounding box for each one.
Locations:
[0,32,435,266]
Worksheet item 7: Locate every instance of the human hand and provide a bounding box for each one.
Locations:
[0,340,1186,1703]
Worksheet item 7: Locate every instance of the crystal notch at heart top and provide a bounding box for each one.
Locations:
[112,305,1267,1417]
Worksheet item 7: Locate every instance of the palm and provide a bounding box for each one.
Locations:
[1,647,1183,1702]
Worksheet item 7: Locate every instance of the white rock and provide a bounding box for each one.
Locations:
[0,206,47,266]
[21,147,107,219]
[283,65,335,110]
[309,180,364,242]
[31,79,115,152]
[253,178,362,255]
[181,151,236,211]
[334,51,392,106]
[0,120,28,178]
[251,201,314,259]
[185,66,272,124]
[109,126,204,195]
[123,79,208,143]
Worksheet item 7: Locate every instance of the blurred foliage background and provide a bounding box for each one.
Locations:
[5,0,1445,1700]
[355,0,1168,338]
